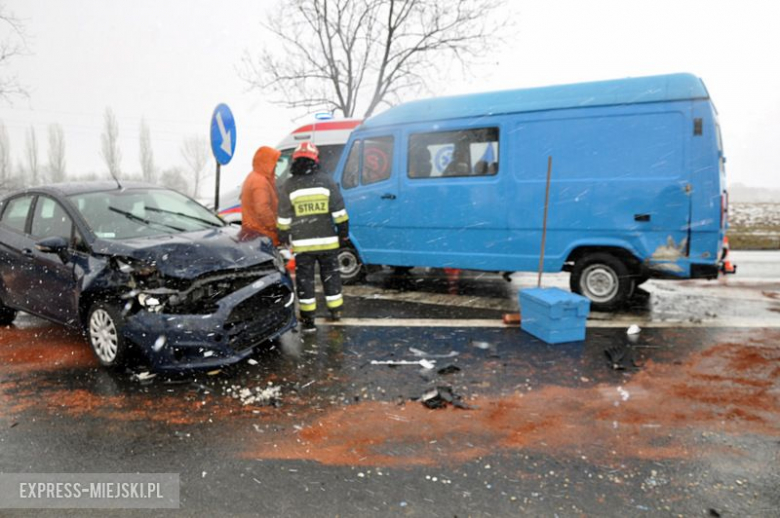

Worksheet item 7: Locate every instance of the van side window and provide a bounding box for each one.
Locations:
[342,140,361,189]
[408,127,499,178]
[361,137,394,185]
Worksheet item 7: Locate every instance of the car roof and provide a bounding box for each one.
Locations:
[360,73,710,129]
[5,181,165,198]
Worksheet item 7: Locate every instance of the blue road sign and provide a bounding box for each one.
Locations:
[210,103,236,165]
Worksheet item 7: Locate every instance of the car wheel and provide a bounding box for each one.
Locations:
[0,299,16,326]
[338,247,366,285]
[570,253,632,311]
[87,303,129,367]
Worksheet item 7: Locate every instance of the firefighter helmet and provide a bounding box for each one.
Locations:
[292,141,319,162]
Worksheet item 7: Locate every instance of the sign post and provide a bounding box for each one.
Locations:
[209,103,237,211]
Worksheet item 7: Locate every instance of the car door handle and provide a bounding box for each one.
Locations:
[634,214,651,222]
[21,248,34,257]
[380,193,396,200]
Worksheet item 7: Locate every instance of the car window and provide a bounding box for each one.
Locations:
[361,136,394,185]
[342,140,361,189]
[0,195,34,233]
[31,196,74,241]
[408,127,499,178]
[71,188,224,240]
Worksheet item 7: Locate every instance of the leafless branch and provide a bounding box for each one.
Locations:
[240,0,509,118]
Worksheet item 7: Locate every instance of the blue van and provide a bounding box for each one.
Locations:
[333,73,729,310]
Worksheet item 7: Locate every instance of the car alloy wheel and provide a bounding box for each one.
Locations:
[88,307,120,365]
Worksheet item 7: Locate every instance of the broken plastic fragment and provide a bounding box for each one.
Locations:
[132,371,156,382]
[370,359,436,369]
[627,324,641,335]
[409,347,459,359]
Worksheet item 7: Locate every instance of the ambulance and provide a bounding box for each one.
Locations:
[217,118,361,223]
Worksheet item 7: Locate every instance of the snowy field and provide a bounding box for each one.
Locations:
[729,202,780,249]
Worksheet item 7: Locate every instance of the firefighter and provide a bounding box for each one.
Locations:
[277,141,349,333]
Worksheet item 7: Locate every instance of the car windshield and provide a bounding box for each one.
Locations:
[70,188,225,240]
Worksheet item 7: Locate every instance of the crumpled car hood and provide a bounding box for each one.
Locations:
[90,226,275,279]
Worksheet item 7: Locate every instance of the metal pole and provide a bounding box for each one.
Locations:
[537,156,553,288]
[214,163,221,212]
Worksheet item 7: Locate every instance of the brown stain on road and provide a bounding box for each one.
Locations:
[243,334,780,467]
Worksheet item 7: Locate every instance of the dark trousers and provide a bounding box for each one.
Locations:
[295,250,343,319]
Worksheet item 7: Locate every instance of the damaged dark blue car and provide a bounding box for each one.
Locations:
[0,182,296,371]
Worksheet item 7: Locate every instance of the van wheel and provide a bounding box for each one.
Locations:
[570,253,632,311]
[338,247,366,285]
[0,299,16,326]
[86,303,130,367]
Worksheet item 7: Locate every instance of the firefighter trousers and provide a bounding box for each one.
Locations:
[295,250,343,319]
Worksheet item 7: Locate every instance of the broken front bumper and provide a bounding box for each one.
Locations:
[123,272,297,372]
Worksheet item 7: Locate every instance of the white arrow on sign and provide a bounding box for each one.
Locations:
[216,111,233,156]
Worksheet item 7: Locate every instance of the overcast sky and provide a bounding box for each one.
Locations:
[1,0,779,196]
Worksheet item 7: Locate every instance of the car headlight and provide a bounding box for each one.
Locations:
[272,248,287,274]
[116,258,158,277]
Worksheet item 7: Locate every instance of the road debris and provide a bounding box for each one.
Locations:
[419,386,472,410]
[228,384,282,406]
[409,347,459,359]
[131,371,157,382]
[247,358,259,366]
[436,364,461,375]
[371,359,436,369]
[627,324,641,335]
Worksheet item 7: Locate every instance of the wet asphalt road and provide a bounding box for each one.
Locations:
[0,251,779,517]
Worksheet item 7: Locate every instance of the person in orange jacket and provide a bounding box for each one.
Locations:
[241,146,282,245]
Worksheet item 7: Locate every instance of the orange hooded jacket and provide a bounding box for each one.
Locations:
[241,146,282,245]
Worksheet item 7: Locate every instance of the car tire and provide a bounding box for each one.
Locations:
[338,247,366,285]
[570,253,633,312]
[0,299,16,326]
[86,302,129,368]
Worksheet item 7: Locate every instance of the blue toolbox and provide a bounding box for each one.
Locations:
[519,287,590,344]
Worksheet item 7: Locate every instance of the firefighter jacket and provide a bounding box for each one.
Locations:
[241,146,281,245]
[277,171,349,253]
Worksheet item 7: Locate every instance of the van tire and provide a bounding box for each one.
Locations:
[338,247,366,285]
[570,253,632,311]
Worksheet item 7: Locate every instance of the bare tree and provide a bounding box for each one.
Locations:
[100,107,122,178]
[180,135,210,197]
[241,0,507,118]
[24,125,38,185]
[159,166,190,195]
[139,118,155,183]
[0,4,28,101]
[0,121,11,186]
[47,123,66,183]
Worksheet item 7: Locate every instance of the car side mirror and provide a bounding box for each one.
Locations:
[35,236,69,255]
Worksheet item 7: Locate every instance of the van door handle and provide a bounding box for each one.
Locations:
[634,214,651,222]
[380,193,396,200]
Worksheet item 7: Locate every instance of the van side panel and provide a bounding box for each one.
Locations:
[509,103,692,275]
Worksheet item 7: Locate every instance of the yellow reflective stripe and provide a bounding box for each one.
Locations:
[293,242,340,253]
[293,194,329,204]
[299,301,317,312]
[333,213,349,224]
[277,222,291,230]
[326,297,343,309]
